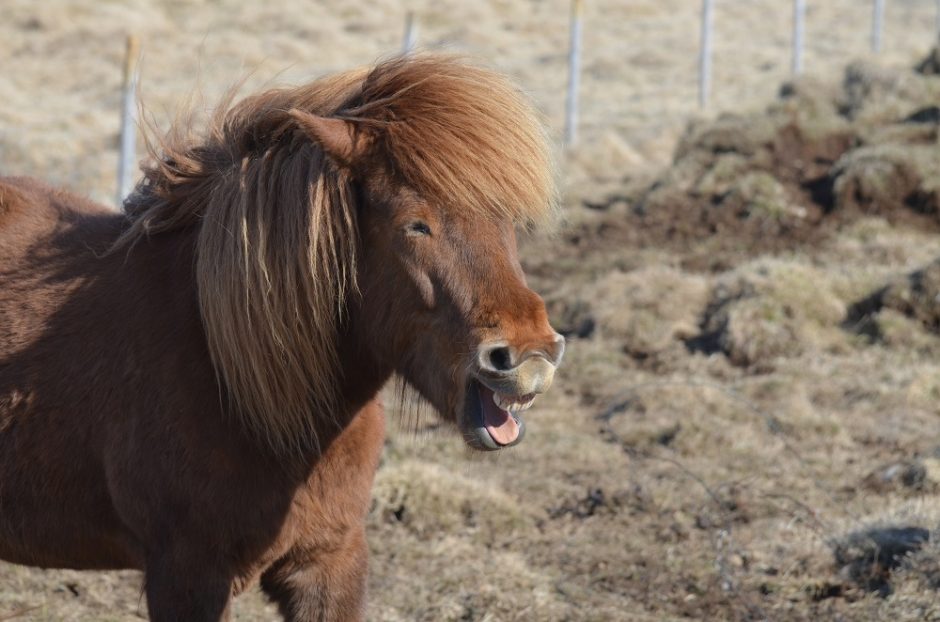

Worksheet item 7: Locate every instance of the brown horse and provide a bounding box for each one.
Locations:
[0,54,563,620]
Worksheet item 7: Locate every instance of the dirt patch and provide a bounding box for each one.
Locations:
[834,526,930,597]
[568,47,940,272]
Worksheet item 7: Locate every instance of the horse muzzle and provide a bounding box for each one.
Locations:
[461,334,564,451]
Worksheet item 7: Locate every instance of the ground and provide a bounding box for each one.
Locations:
[2,1,940,620]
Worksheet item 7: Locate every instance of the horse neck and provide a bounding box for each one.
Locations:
[333,301,393,420]
[264,304,390,476]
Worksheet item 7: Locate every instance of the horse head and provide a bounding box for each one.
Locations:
[291,57,564,450]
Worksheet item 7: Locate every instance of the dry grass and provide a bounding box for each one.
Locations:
[4,1,940,620]
[2,0,939,203]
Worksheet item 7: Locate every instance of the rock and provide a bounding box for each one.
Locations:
[863,460,928,492]
[903,105,940,125]
[915,46,940,76]
[833,526,930,596]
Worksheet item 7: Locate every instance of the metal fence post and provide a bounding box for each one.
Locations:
[871,0,885,53]
[792,0,806,75]
[564,0,583,147]
[699,0,714,109]
[117,35,140,210]
[935,0,940,42]
[402,12,417,54]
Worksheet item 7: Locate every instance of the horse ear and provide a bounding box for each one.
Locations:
[289,109,370,168]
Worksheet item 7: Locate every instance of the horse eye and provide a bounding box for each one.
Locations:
[406,221,432,236]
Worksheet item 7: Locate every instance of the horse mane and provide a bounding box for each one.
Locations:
[114,54,557,455]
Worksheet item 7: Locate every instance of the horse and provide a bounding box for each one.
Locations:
[0,54,564,621]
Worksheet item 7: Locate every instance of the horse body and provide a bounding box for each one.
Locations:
[0,55,562,620]
[0,179,384,619]
[0,178,386,617]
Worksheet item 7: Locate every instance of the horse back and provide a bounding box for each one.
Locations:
[0,176,109,252]
[0,177,212,568]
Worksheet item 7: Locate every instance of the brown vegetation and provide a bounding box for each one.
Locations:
[574,50,940,273]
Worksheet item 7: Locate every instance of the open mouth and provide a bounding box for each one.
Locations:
[463,379,536,450]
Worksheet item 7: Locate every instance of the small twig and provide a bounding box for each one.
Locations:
[762,491,830,535]
[622,443,768,618]
[625,445,725,509]
[598,377,867,620]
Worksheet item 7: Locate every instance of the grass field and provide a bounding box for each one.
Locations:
[2,1,940,620]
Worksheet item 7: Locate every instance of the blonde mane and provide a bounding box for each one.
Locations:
[116,54,556,455]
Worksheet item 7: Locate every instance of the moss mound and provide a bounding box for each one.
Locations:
[582,46,940,270]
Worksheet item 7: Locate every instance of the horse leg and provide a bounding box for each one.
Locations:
[260,527,368,622]
[145,553,234,622]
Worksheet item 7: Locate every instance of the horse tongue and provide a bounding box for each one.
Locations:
[478,385,520,446]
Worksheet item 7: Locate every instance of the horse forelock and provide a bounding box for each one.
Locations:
[349,54,559,228]
[114,54,557,456]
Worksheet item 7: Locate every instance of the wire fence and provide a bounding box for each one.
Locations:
[115,0,940,206]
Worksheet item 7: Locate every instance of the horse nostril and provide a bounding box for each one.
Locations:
[477,342,517,374]
[488,346,513,372]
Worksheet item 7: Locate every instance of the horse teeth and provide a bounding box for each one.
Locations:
[491,391,536,413]
[494,392,515,412]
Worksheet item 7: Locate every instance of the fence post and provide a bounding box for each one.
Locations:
[936,0,940,42]
[564,0,583,147]
[699,0,714,109]
[792,0,805,75]
[871,0,885,53]
[402,12,417,54]
[117,35,139,210]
